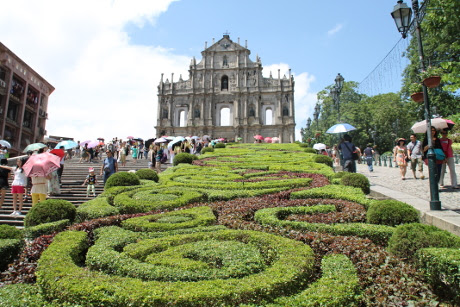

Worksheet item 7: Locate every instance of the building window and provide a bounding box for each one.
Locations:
[7,103,18,121]
[265,109,273,125]
[249,106,255,117]
[194,108,200,119]
[221,75,228,90]
[179,110,186,127]
[223,55,228,66]
[162,108,168,119]
[220,107,230,126]
[282,106,289,116]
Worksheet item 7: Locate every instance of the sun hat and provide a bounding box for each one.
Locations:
[89,167,94,172]
[396,138,406,144]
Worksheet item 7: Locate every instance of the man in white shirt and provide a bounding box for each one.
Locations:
[407,134,424,180]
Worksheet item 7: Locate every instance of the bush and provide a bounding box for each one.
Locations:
[340,173,370,194]
[304,148,317,154]
[0,239,24,271]
[367,200,419,226]
[215,143,226,148]
[332,171,348,179]
[173,153,197,166]
[0,224,23,240]
[24,199,76,227]
[388,223,460,260]
[201,147,214,154]
[76,197,120,223]
[0,284,48,307]
[105,171,140,189]
[136,168,159,182]
[299,143,310,148]
[314,155,333,167]
[416,248,460,304]
[24,219,70,240]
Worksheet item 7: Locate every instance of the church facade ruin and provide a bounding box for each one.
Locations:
[155,35,295,143]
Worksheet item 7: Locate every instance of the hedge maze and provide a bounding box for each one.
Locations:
[1,143,459,306]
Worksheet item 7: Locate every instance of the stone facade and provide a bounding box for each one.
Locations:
[155,35,295,143]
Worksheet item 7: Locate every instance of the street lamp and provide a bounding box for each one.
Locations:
[313,103,320,130]
[306,117,312,130]
[391,0,441,210]
[331,73,344,122]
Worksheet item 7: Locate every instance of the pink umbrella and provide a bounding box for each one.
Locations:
[264,137,272,143]
[254,135,264,140]
[218,138,225,141]
[445,119,455,130]
[127,136,134,139]
[80,140,92,147]
[272,137,280,143]
[87,140,100,148]
[23,152,61,177]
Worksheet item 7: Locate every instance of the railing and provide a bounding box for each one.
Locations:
[363,154,460,167]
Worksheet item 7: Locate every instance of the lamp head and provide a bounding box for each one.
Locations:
[391,0,412,39]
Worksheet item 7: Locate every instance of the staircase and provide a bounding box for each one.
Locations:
[0,154,168,227]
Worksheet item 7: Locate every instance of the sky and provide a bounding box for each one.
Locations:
[0,0,407,142]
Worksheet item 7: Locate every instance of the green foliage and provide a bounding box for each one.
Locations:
[314,154,333,167]
[409,82,423,94]
[366,200,419,227]
[0,239,24,271]
[340,173,370,194]
[76,197,120,222]
[136,168,159,182]
[388,223,460,260]
[24,199,76,227]
[304,147,317,153]
[201,147,214,154]
[299,143,310,148]
[332,171,348,179]
[173,152,197,166]
[214,143,226,148]
[105,171,141,189]
[420,66,444,79]
[24,219,70,240]
[416,248,460,304]
[0,224,23,240]
[0,284,50,307]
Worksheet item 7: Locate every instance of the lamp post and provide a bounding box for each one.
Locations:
[331,73,344,122]
[391,0,441,210]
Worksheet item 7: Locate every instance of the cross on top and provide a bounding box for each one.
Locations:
[223,30,230,36]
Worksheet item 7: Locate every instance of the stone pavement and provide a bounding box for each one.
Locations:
[353,162,460,236]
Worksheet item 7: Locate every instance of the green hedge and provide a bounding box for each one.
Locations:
[340,173,370,194]
[105,171,141,189]
[0,224,23,240]
[0,284,50,307]
[214,143,226,149]
[113,187,205,214]
[37,229,314,306]
[255,205,394,245]
[388,223,460,260]
[173,153,197,166]
[416,248,460,304]
[76,197,120,222]
[314,155,333,168]
[24,199,76,227]
[269,254,361,306]
[121,206,216,232]
[304,148,317,153]
[136,168,159,182]
[24,219,70,240]
[0,239,24,271]
[367,200,419,226]
[201,147,214,154]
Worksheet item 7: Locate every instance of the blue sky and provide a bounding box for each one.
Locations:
[0,0,406,142]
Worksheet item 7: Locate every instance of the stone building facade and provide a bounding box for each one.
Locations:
[0,42,54,156]
[155,35,295,143]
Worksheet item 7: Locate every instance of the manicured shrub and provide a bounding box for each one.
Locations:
[214,143,226,148]
[416,248,460,304]
[76,197,120,222]
[0,283,47,306]
[173,152,197,166]
[24,219,70,240]
[0,239,24,271]
[388,223,460,260]
[201,147,214,154]
[367,200,419,226]
[136,168,159,182]
[0,224,23,240]
[105,171,141,189]
[332,171,348,179]
[304,147,317,153]
[299,143,310,148]
[24,199,76,227]
[340,173,370,194]
[314,154,333,167]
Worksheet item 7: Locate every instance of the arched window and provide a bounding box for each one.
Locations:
[265,109,273,125]
[282,106,289,116]
[162,108,168,119]
[249,107,255,117]
[194,108,200,119]
[220,107,230,126]
[179,110,186,127]
[221,75,228,90]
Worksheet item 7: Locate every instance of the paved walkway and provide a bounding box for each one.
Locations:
[352,162,460,236]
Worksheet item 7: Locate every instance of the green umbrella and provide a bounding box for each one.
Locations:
[23,143,47,153]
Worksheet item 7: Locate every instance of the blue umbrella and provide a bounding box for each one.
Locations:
[55,140,79,150]
[168,137,185,149]
[326,123,357,134]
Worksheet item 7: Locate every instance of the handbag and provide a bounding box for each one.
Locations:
[433,148,446,161]
[345,143,359,161]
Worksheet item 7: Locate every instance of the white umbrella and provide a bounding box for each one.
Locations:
[0,140,11,148]
[411,118,448,134]
[326,123,357,134]
[154,137,168,144]
[313,143,327,150]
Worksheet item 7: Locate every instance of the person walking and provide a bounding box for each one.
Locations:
[406,134,424,180]
[155,144,164,173]
[393,138,408,180]
[101,150,118,185]
[338,134,357,173]
[0,158,27,215]
[82,167,98,197]
[363,144,374,172]
[119,142,127,166]
[132,145,138,164]
[422,127,446,184]
[439,129,458,188]
[31,173,51,206]
[0,159,11,209]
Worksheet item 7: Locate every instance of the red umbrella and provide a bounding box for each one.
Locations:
[50,149,65,158]
[23,152,61,177]
[445,119,455,130]
[254,135,264,140]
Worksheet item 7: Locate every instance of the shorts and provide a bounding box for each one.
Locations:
[12,185,25,194]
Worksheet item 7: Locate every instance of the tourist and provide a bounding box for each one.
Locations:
[119,142,127,166]
[363,143,374,172]
[331,145,339,166]
[82,167,98,197]
[338,134,357,173]
[75,141,81,158]
[155,144,164,173]
[0,159,11,209]
[422,127,445,183]
[132,145,138,164]
[439,129,458,188]
[143,143,149,160]
[57,146,66,185]
[101,150,118,185]
[393,138,408,180]
[406,134,424,180]
[31,173,51,206]
[80,144,89,163]
[138,142,144,159]
[0,158,27,215]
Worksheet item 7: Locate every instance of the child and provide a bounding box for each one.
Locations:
[82,167,97,197]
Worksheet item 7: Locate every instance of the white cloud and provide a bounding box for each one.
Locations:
[327,23,343,36]
[262,64,317,141]
[0,0,186,142]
